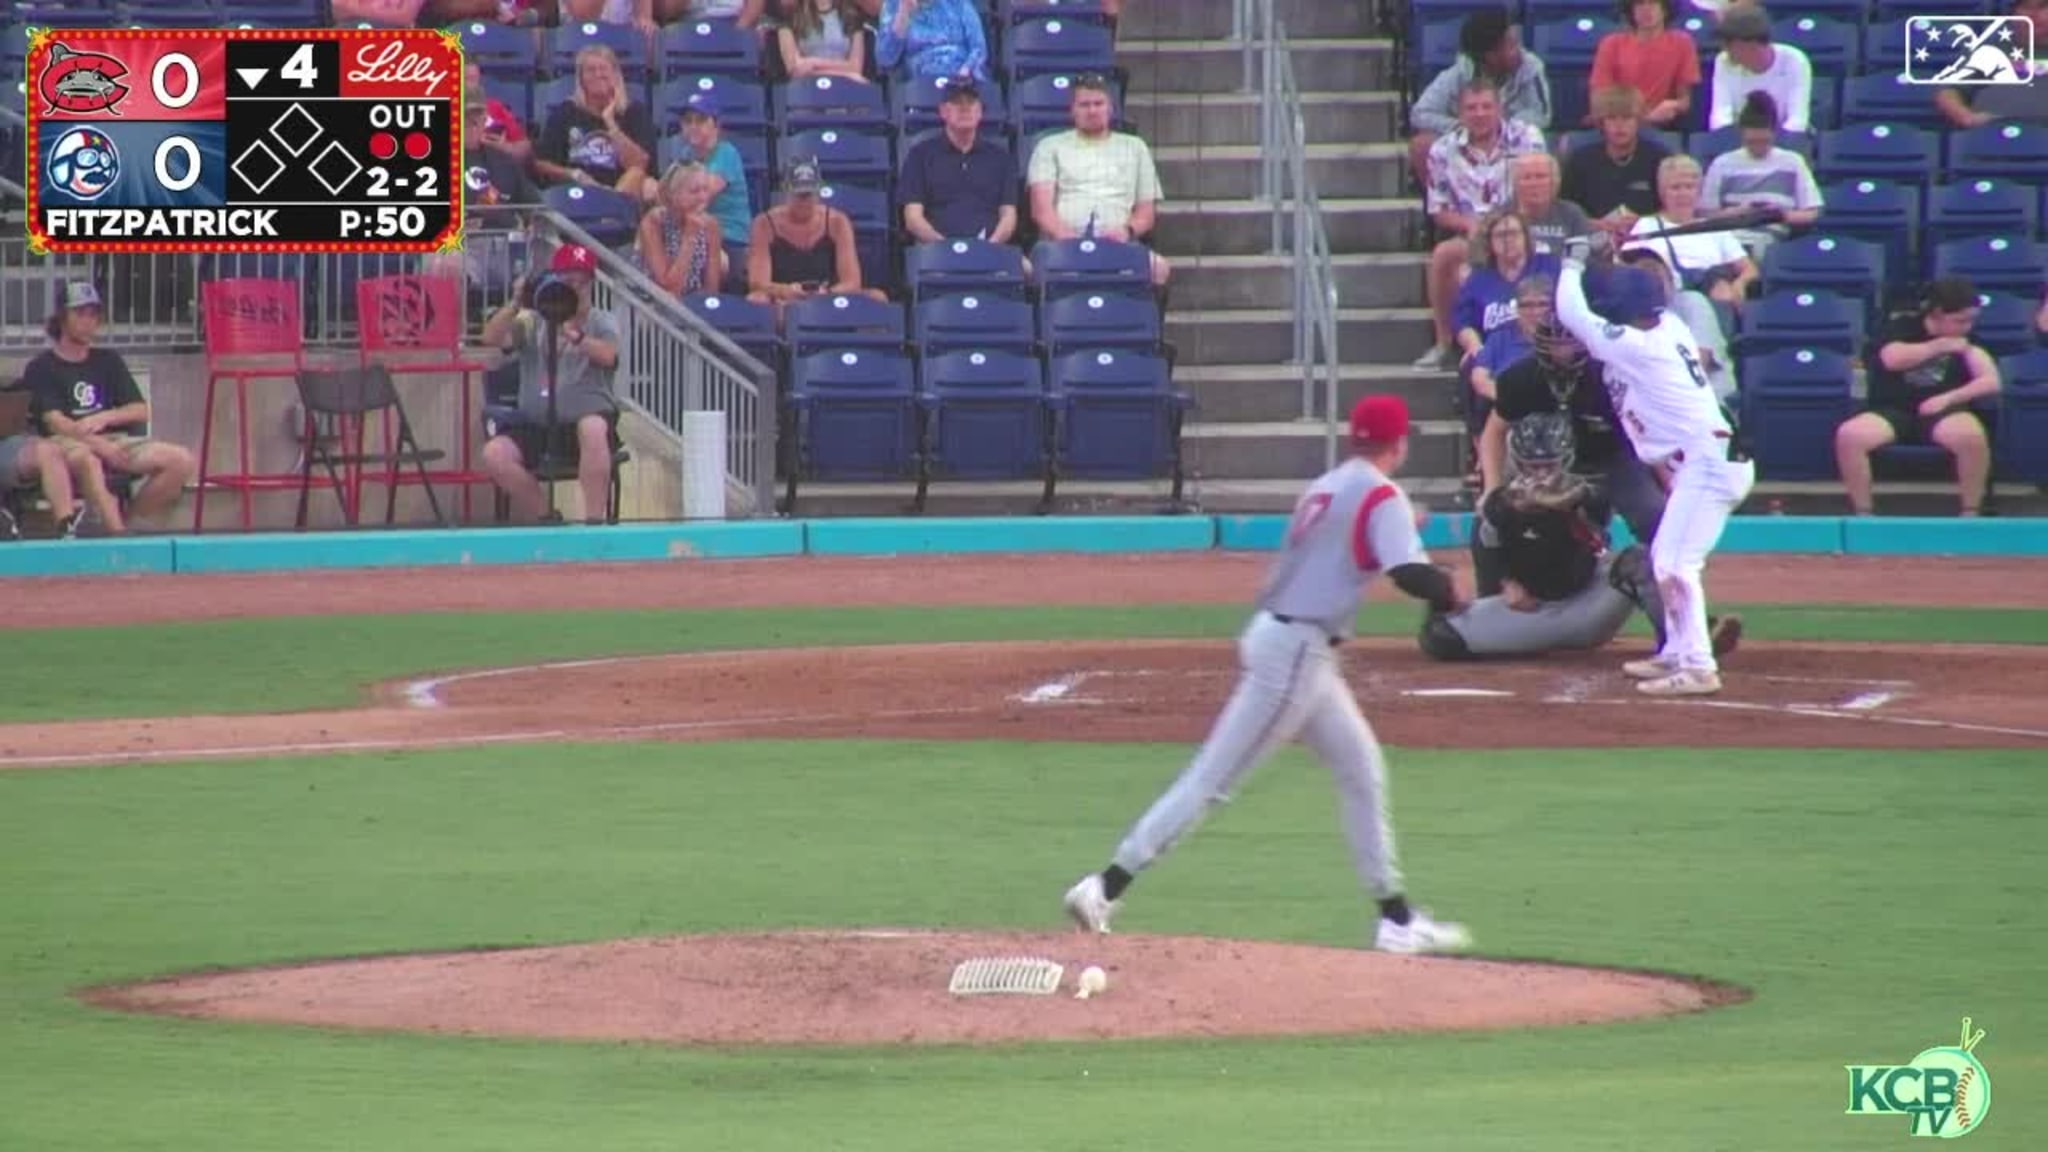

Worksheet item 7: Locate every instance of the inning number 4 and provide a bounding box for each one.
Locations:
[282,44,319,89]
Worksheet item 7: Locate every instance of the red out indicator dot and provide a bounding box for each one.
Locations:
[404,132,432,160]
[370,132,398,160]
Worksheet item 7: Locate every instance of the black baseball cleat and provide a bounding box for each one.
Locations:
[1710,614,1743,659]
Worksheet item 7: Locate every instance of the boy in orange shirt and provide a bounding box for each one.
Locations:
[1589,0,1701,127]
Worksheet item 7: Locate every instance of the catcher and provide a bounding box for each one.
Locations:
[1420,412,1666,660]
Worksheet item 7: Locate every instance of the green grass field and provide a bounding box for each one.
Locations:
[2,603,2042,1150]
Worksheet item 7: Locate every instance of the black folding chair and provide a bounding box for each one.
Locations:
[292,365,447,530]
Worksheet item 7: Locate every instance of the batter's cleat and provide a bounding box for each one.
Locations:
[1063,873,1118,934]
[1375,910,1473,954]
[1622,655,1678,679]
[1710,614,1744,659]
[1638,668,1722,696]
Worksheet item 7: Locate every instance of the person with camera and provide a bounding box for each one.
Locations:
[479,245,625,525]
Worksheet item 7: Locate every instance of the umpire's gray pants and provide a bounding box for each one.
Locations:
[1432,554,1638,657]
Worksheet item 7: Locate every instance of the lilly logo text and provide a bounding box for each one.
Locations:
[1846,1018,1991,1139]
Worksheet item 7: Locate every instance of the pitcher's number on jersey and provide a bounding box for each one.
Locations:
[1287,493,1334,545]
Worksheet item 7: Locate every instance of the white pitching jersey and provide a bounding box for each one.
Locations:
[1556,263,1735,467]
[1256,458,1428,637]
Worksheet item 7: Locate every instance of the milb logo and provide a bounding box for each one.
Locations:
[1845,1018,1991,1139]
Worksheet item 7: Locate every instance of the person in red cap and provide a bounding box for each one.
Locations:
[479,244,626,524]
[1063,393,1478,956]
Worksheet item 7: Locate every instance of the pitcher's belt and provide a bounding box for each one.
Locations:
[1270,613,1343,647]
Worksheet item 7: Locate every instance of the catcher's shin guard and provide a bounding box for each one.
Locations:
[1607,545,1668,650]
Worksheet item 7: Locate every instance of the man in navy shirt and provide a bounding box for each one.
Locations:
[898,79,1020,247]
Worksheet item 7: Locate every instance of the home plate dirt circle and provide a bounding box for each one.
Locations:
[85,931,1743,1047]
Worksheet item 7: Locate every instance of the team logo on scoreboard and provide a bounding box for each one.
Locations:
[39,43,132,116]
[47,128,123,202]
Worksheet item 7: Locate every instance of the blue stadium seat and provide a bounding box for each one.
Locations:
[1030,237,1154,304]
[1732,289,1867,356]
[895,75,1013,138]
[1968,292,2042,357]
[661,19,764,79]
[782,348,921,510]
[0,26,27,80]
[1739,347,1856,480]
[681,293,780,373]
[1861,22,1909,73]
[1927,179,2039,254]
[1931,237,2048,298]
[1815,122,1938,190]
[1523,0,1611,22]
[127,5,229,28]
[1013,73,1123,136]
[915,293,1038,356]
[535,76,580,122]
[1676,14,1716,76]
[1993,349,2048,482]
[478,74,535,129]
[27,5,123,26]
[453,21,542,80]
[1873,0,1994,19]
[1776,16,1860,72]
[906,238,1031,302]
[1409,0,1523,44]
[1414,22,1464,88]
[542,184,642,250]
[1047,350,1192,499]
[1040,291,1164,357]
[778,129,894,190]
[656,75,771,135]
[1759,0,1869,25]
[776,74,893,137]
[1840,73,1948,127]
[1944,122,2048,183]
[1687,126,1815,166]
[226,0,326,23]
[552,20,652,80]
[999,0,1117,26]
[1815,179,1919,279]
[914,349,1055,509]
[816,181,895,293]
[1759,234,1886,303]
[1530,16,1615,71]
[1002,17,1119,83]
[785,293,906,359]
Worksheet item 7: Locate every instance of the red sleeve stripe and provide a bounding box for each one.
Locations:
[1351,484,1400,572]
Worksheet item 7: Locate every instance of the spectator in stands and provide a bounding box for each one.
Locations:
[1834,279,2001,517]
[778,0,871,80]
[1416,79,1546,370]
[1561,86,1670,238]
[1935,0,2048,127]
[682,0,767,25]
[671,94,754,284]
[781,0,880,17]
[559,0,668,32]
[1618,245,1735,399]
[1700,91,1820,259]
[1463,274,1553,455]
[1510,152,1590,257]
[465,60,532,170]
[480,244,624,525]
[462,79,540,208]
[21,283,196,534]
[747,156,888,323]
[1589,0,1702,128]
[1453,209,1561,369]
[441,81,542,289]
[900,79,1020,248]
[1630,155,1756,311]
[1027,75,1171,288]
[640,162,728,297]
[1707,4,1811,133]
[0,429,86,540]
[877,0,991,84]
[1408,10,1553,190]
[535,45,658,198]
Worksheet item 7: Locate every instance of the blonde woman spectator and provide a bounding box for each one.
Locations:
[877,0,991,83]
[779,0,871,80]
[747,157,887,325]
[1700,91,1821,258]
[1630,154,1757,309]
[1416,78,1546,370]
[640,163,728,297]
[1589,0,1700,127]
[1708,4,1811,133]
[534,46,658,198]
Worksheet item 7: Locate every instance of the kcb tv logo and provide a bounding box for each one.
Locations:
[1846,1018,1991,1138]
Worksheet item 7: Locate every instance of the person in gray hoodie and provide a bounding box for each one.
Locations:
[1408,10,1555,190]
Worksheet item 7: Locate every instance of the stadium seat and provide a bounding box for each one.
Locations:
[896,75,1013,138]
[1927,179,2039,254]
[1523,0,1611,22]
[535,76,580,123]
[1739,347,1856,480]
[1993,349,2048,482]
[906,238,1031,302]
[480,74,534,127]
[1815,179,1919,279]
[999,0,1117,26]
[914,349,1055,510]
[1967,292,2041,357]
[1766,0,1869,24]
[775,75,893,137]
[453,21,542,80]
[1932,237,2048,298]
[1840,73,1947,128]
[1872,0,1994,19]
[0,26,27,81]
[1687,126,1814,166]
[914,293,1039,356]
[815,181,896,293]
[1013,73,1124,136]
[1861,22,1908,73]
[682,293,780,374]
[1040,291,1164,357]
[227,0,326,24]
[1002,17,1119,83]
[541,184,642,250]
[552,20,651,80]
[1732,289,1867,356]
[1943,122,2048,183]
[660,19,764,79]
[1759,234,1886,304]
[782,348,921,512]
[1814,122,1938,190]
[785,293,907,359]
[27,6,123,26]
[128,5,230,29]
[1047,349,1192,501]
[656,75,771,135]
[1530,17,1614,71]
[1030,237,1155,304]
[1775,16,1859,72]
[1413,22,1464,90]
[778,128,894,190]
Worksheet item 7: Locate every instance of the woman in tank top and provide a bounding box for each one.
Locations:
[777,0,870,81]
[745,156,886,324]
[638,161,727,298]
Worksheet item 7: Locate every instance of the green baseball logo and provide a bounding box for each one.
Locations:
[1846,1018,1991,1139]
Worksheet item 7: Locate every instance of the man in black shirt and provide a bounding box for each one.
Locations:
[1833,278,2001,516]
[1560,85,1669,239]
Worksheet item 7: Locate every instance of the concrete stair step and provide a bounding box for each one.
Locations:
[1186,419,1465,479]
[782,475,1473,517]
[1166,306,1435,366]
[1119,0,1374,40]
[1178,361,1458,423]
[1125,91,1400,149]
[1153,142,1409,202]
[1118,38,1397,94]
[1157,198,1421,257]
[1169,250,1425,310]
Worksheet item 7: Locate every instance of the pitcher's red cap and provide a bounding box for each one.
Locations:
[551,244,596,274]
[1349,395,1410,443]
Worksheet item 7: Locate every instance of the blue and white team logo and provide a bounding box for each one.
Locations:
[47,128,121,201]
[1902,15,2037,85]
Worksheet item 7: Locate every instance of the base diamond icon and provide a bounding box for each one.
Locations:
[268,103,324,156]
[231,140,287,196]
[309,140,364,196]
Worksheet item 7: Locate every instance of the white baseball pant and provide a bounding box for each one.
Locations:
[1650,443,1755,673]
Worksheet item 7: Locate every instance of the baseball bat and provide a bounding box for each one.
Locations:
[1562,206,1785,249]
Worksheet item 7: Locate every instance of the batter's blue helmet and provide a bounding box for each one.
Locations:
[1597,266,1666,325]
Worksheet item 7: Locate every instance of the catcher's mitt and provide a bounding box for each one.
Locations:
[1506,468,1592,513]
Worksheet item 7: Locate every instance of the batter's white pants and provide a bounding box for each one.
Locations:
[1650,449,1756,673]
[1110,612,1403,900]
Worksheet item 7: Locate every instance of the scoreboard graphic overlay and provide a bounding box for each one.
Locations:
[23,27,464,255]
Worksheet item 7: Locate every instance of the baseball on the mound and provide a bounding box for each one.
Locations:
[1075,966,1108,999]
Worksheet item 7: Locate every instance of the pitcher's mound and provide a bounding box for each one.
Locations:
[87,931,1743,1047]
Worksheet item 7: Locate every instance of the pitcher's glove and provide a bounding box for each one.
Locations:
[1507,469,1593,513]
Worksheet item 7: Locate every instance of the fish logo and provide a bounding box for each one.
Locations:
[38,43,132,115]
[1902,15,2038,85]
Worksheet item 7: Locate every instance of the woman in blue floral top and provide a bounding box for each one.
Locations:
[876,0,990,83]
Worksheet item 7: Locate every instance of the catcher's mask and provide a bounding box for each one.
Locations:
[1532,318,1587,374]
[1509,412,1576,477]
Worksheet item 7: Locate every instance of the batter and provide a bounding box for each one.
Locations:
[1062,395,1474,955]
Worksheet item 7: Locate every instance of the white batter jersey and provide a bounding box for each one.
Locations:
[1256,458,1428,636]
[1556,261,1734,467]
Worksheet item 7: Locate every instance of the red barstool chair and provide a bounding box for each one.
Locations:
[195,279,343,533]
[354,273,497,522]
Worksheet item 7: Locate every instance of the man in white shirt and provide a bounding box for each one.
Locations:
[1708,5,1812,133]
